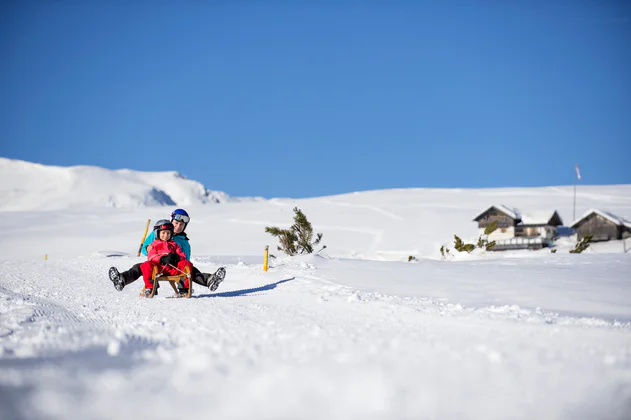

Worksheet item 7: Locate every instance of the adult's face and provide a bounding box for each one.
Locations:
[172,220,186,234]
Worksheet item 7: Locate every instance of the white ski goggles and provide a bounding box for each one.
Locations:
[172,214,190,223]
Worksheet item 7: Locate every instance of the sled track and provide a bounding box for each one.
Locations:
[0,282,170,361]
[276,266,631,331]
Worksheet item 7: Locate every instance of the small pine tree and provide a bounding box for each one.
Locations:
[291,207,323,254]
[454,235,475,253]
[265,207,325,256]
[264,226,298,256]
[570,234,592,254]
[476,221,499,251]
[484,220,499,236]
[440,245,450,258]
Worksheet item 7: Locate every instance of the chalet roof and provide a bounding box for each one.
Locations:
[472,205,520,222]
[520,211,563,226]
[570,209,631,229]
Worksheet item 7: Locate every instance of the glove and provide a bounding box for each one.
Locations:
[161,253,180,266]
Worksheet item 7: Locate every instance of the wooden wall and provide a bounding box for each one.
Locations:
[477,209,517,229]
[576,213,620,241]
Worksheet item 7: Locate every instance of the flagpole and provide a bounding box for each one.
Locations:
[573,165,577,221]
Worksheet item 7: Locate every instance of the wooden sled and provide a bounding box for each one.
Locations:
[141,265,192,299]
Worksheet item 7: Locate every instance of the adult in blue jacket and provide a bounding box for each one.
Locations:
[108,209,224,293]
[141,215,191,259]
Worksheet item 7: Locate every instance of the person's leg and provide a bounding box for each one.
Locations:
[120,263,143,286]
[139,261,157,290]
[177,260,193,288]
[191,265,208,286]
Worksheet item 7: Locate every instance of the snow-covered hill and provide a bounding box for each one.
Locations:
[0,158,255,210]
[1,158,631,420]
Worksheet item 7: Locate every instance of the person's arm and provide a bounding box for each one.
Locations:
[174,243,188,261]
[173,236,191,260]
[142,231,156,256]
[181,240,191,260]
[147,241,164,263]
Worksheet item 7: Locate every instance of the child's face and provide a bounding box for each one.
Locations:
[159,230,172,241]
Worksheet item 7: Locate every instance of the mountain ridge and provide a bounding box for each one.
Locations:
[0,157,254,211]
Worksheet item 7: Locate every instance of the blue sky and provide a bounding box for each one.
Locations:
[1,0,629,198]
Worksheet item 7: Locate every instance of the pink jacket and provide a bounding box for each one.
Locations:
[147,239,188,263]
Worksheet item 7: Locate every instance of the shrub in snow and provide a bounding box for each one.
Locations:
[441,221,499,258]
[569,234,592,254]
[265,207,325,256]
[477,220,498,251]
[454,235,475,253]
[440,245,451,258]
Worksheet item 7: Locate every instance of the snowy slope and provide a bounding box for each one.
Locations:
[1,254,630,420]
[0,158,242,210]
[1,159,631,419]
[1,180,630,262]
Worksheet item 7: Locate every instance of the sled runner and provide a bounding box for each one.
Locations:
[141,265,192,299]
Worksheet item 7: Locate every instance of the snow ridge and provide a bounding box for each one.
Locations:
[0,157,241,210]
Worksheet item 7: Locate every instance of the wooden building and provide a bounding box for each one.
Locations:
[472,205,563,250]
[472,205,521,241]
[570,210,631,242]
[516,211,564,240]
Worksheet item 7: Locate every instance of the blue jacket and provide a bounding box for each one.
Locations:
[142,231,191,260]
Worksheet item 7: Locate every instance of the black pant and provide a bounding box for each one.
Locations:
[121,263,207,286]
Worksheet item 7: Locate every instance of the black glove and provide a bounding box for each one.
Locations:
[161,253,180,266]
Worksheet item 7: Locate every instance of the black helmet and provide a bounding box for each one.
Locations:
[154,219,174,238]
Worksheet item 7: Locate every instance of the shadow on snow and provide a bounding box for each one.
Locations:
[193,277,296,299]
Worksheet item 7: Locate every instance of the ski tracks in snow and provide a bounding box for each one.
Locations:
[1,257,631,420]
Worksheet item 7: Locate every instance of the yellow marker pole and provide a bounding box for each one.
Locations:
[44,254,47,260]
[137,219,151,257]
[263,245,269,272]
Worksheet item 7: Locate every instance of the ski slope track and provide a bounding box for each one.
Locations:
[1,254,631,420]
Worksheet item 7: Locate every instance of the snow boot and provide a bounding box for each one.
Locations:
[208,267,226,292]
[140,288,155,298]
[177,280,189,297]
[109,267,124,291]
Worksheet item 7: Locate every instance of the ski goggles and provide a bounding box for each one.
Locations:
[172,214,190,223]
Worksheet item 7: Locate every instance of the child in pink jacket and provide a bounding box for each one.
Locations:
[139,220,193,297]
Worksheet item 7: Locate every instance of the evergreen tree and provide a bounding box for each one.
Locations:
[291,207,322,254]
[570,234,592,254]
[265,207,325,256]
[264,226,298,256]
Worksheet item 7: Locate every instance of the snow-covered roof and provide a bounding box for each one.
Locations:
[519,211,561,226]
[473,204,521,221]
[570,209,631,229]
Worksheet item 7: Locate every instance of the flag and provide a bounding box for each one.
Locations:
[575,164,581,181]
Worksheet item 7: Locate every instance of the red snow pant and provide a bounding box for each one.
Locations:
[139,260,192,289]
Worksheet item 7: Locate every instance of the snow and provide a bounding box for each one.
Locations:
[1,159,631,419]
[520,211,560,226]
[0,158,258,211]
